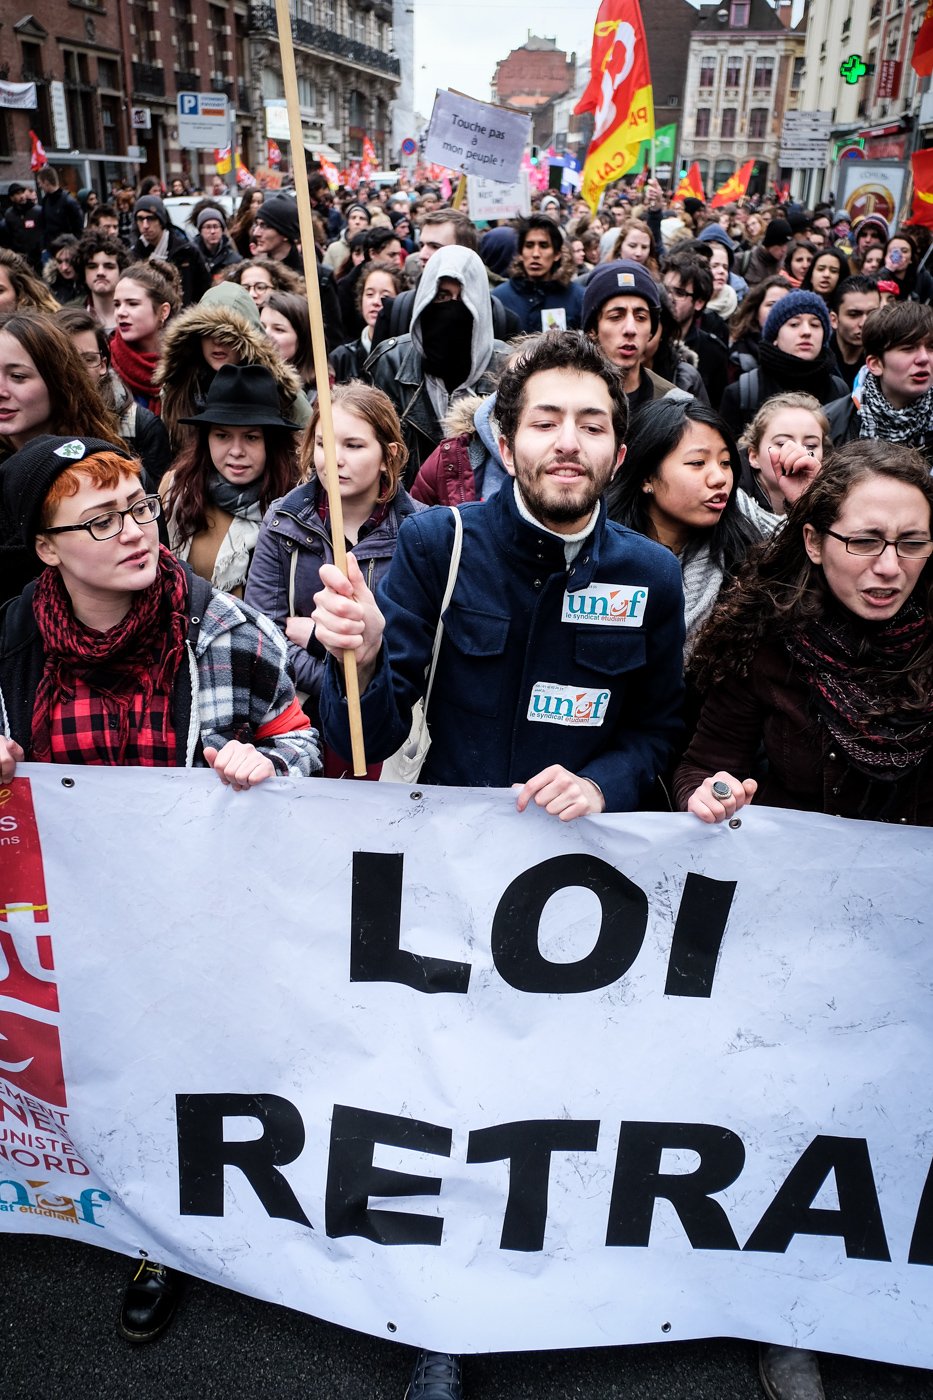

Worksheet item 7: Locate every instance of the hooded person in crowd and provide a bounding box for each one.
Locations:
[0,181,44,270]
[824,301,933,463]
[130,195,211,308]
[194,208,243,282]
[491,213,584,333]
[155,281,311,453]
[720,289,849,437]
[848,214,889,273]
[365,245,510,482]
[696,223,749,310]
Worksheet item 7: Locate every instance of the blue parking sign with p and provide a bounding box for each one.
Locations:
[180,94,199,115]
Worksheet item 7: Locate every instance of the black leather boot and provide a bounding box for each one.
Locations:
[117,1259,183,1343]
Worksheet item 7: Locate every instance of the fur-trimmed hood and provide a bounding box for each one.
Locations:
[155,301,305,448]
[441,392,486,438]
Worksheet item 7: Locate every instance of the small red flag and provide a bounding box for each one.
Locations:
[671,162,705,204]
[912,0,933,76]
[29,129,47,173]
[710,159,754,209]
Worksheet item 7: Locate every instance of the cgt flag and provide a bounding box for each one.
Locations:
[672,161,705,204]
[912,0,933,76]
[710,159,754,208]
[575,0,654,211]
[214,144,232,175]
[910,148,933,228]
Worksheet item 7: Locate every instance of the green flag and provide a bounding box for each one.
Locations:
[621,123,677,176]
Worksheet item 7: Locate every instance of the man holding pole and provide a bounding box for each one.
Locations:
[312,330,684,1396]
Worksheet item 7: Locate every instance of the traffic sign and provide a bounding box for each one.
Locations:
[177,91,229,150]
[401,136,417,156]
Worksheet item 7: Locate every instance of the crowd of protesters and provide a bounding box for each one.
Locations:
[1,163,933,1400]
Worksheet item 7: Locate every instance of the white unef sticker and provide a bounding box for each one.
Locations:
[527,682,611,727]
[562,583,648,626]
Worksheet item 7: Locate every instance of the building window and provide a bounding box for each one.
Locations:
[749,108,768,139]
[725,57,742,87]
[699,59,715,88]
[97,56,119,89]
[791,56,805,89]
[21,40,43,81]
[0,111,11,159]
[298,74,314,109]
[210,4,227,75]
[129,1,156,65]
[101,95,120,155]
[721,108,737,138]
[695,108,710,138]
[753,57,774,89]
[730,1,750,26]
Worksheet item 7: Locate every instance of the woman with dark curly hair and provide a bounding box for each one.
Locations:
[223,255,304,309]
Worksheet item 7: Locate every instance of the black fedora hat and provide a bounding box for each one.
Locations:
[179,364,299,429]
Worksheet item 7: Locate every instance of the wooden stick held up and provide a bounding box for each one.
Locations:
[273,0,367,776]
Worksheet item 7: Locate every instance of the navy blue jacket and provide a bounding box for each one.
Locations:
[491,276,584,333]
[320,484,685,810]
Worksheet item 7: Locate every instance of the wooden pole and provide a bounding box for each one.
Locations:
[452,174,467,209]
[274,0,367,776]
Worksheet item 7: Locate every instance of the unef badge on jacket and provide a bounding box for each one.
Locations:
[561,583,649,626]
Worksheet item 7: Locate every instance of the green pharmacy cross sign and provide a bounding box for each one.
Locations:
[840,54,868,84]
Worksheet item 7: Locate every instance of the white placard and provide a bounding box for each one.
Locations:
[2,768,933,1366]
[424,89,531,184]
[264,99,290,143]
[467,171,531,219]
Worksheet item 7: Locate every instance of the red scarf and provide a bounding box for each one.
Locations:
[31,547,189,767]
[110,330,162,415]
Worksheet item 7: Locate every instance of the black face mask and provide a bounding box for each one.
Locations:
[420,300,474,389]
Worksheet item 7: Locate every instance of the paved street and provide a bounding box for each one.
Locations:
[3,1233,930,1400]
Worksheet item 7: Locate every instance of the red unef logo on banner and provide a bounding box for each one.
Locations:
[0,779,66,1107]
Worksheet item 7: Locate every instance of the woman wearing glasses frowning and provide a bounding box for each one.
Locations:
[676,439,933,832]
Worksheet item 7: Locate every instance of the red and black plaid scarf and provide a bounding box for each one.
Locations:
[31,547,189,767]
[784,599,933,777]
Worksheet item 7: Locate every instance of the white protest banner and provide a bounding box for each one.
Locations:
[0,81,37,110]
[424,89,531,184]
[466,172,531,220]
[2,767,933,1365]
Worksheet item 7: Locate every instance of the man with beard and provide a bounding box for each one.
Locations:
[316,328,684,815]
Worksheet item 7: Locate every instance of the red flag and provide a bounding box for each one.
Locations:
[574,0,654,211]
[710,159,754,208]
[671,162,705,204]
[361,136,377,177]
[267,139,282,168]
[909,148,933,228]
[912,0,933,76]
[29,130,47,173]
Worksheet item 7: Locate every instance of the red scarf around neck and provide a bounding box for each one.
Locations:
[31,546,189,766]
[111,330,162,415]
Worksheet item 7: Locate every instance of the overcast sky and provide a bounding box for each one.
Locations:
[412,0,807,122]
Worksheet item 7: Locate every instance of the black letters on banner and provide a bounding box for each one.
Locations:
[466,1119,601,1251]
[350,852,472,994]
[664,873,737,999]
[491,854,649,994]
[325,1104,451,1245]
[606,1121,745,1249]
[176,1093,312,1227]
[744,1134,891,1260]
[908,1157,933,1265]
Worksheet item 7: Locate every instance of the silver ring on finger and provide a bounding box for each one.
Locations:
[711,780,731,800]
